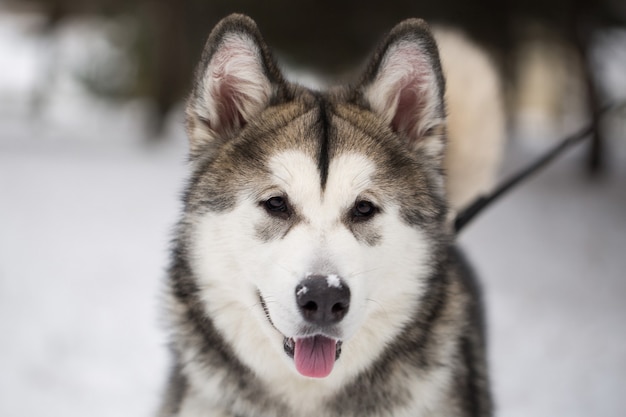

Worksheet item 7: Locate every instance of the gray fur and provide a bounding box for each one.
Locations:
[159,14,491,417]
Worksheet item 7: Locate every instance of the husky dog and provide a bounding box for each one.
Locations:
[160,14,501,417]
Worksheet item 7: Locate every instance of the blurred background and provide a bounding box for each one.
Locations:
[0,1,624,416]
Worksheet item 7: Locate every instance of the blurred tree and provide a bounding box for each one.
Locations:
[17,0,626,158]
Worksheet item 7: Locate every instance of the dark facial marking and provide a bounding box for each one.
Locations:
[344,213,382,247]
[317,96,331,189]
[254,213,300,243]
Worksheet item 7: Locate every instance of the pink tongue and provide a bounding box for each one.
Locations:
[294,335,337,378]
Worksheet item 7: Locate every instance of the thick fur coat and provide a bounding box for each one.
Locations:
[159,14,501,417]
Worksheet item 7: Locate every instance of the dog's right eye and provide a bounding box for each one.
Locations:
[263,196,290,219]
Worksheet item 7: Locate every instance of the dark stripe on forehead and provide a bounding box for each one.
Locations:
[317,96,331,189]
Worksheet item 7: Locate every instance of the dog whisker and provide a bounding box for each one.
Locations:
[365,297,390,321]
[347,266,384,278]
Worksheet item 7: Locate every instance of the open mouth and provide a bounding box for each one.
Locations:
[284,335,343,378]
[259,291,343,378]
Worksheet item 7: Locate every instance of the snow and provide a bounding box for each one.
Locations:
[1,12,626,417]
[326,274,341,288]
[0,140,185,416]
[3,125,625,417]
[461,139,626,417]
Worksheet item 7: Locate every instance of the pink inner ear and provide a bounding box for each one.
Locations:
[215,77,247,131]
[197,33,272,136]
[365,41,442,147]
[391,79,426,139]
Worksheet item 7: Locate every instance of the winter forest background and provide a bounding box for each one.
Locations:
[1,1,625,416]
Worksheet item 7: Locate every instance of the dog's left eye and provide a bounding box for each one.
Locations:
[352,200,378,221]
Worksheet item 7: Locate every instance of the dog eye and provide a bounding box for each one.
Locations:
[263,196,290,218]
[352,200,377,221]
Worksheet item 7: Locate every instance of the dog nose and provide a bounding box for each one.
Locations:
[295,275,350,325]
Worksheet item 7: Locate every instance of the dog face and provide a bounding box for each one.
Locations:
[182,14,449,382]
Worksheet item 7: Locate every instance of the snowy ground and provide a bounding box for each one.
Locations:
[461,140,626,417]
[2,113,625,417]
[1,10,626,417]
[0,126,186,417]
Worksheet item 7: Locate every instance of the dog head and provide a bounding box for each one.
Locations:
[182,14,449,381]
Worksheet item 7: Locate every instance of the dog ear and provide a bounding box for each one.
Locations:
[186,14,287,157]
[356,19,446,158]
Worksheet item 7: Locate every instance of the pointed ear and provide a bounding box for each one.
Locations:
[356,19,446,158]
[186,14,287,157]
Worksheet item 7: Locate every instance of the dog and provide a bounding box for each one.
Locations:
[158,14,502,417]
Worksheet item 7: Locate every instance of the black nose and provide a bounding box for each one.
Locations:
[295,275,350,326]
